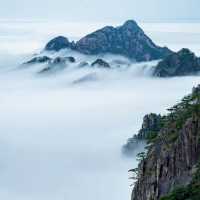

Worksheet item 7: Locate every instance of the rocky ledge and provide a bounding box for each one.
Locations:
[44,20,172,62]
[131,85,200,200]
[153,48,200,77]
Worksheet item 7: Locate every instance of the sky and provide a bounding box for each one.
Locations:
[0,0,199,22]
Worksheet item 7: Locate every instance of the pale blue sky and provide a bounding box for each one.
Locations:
[1,0,199,22]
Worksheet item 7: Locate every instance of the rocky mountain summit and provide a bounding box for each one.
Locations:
[45,36,72,51]
[44,20,172,62]
[131,85,200,200]
[153,48,200,77]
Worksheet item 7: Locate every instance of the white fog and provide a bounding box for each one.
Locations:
[0,21,200,200]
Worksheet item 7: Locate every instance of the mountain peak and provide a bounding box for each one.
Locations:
[44,20,172,61]
[177,48,194,56]
[45,36,70,51]
[122,20,139,29]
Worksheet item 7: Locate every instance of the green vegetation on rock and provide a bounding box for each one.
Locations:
[132,85,200,200]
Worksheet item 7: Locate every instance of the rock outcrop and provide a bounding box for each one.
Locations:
[122,113,162,156]
[153,48,200,77]
[45,36,72,51]
[25,56,76,65]
[24,56,76,74]
[136,113,162,140]
[44,20,172,62]
[25,56,51,64]
[51,56,76,65]
[91,59,111,68]
[131,85,200,200]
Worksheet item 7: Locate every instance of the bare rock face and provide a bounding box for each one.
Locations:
[154,48,200,77]
[75,20,172,61]
[45,36,71,51]
[132,85,200,200]
[44,20,172,62]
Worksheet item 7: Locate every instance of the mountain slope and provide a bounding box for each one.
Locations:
[153,48,200,77]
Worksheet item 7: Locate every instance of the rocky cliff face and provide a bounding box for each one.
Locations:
[153,48,200,77]
[44,20,172,62]
[132,85,200,200]
[75,20,172,61]
[136,113,162,140]
[122,114,162,156]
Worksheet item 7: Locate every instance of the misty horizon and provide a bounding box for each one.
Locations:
[1,0,200,22]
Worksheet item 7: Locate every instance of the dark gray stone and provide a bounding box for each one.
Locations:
[45,36,71,51]
[44,20,173,62]
[154,48,200,77]
[25,56,51,64]
[91,59,111,68]
[75,20,172,61]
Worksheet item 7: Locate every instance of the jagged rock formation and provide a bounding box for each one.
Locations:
[44,20,172,62]
[131,85,200,200]
[136,113,162,140]
[24,56,76,66]
[38,57,76,74]
[25,56,51,64]
[122,114,162,156]
[91,59,111,68]
[153,48,200,77]
[24,56,76,74]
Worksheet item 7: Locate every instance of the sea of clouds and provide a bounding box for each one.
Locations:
[0,20,200,200]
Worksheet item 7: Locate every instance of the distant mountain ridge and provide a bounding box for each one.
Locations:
[44,20,173,62]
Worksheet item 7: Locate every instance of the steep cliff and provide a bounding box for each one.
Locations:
[122,114,162,156]
[136,113,162,140]
[132,85,200,200]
